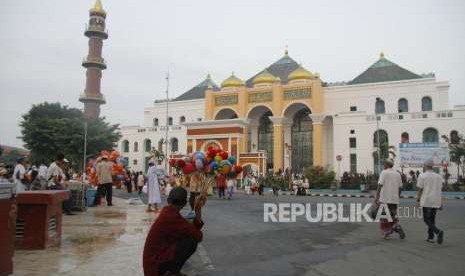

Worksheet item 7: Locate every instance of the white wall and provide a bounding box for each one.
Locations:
[143,99,205,127]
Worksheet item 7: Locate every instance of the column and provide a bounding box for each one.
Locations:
[270,116,285,173]
[240,127,248,153]
[309,114,325,167]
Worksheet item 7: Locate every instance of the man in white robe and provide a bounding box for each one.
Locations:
[146,162,162,212]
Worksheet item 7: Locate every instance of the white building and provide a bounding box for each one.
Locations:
[119,52,465,178]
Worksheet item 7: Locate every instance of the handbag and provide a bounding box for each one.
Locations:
[368,203,379,220]
[142,184,148,194]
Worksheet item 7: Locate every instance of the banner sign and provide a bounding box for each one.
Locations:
[399,143,449,167]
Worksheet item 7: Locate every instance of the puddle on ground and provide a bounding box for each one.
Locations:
[93,210,128,219]
[66,228,127,254]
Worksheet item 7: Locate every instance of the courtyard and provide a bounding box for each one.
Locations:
[13,191,465,276]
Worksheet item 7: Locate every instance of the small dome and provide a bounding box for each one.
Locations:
[221,73,244,88]
[252,69,276,85]
[90,0,106,15]
[288,65,314,81]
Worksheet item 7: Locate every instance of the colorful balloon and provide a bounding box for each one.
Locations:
[210,161,219,170]
[176,159,186,168]
[228,156,236,165]
[183,163,195,174]
[195,159,204,170]
[220,151,228,160]
[214,155,222,162]
[221,165,231,175]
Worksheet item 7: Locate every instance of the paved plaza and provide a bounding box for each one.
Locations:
[13,190,465,276]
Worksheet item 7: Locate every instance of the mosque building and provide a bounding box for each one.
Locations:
[118,50,465,177]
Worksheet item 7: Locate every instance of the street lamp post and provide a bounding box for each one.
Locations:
[376,114,381,174]
[83,120,88,176]
[164,73,170,173]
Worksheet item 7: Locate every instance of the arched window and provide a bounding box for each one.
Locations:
[375,98,385,114]
[153,118,159,127]
[258,111,274,169]
[144,139,152,152]
[134,142,139,152]
[122,140,129,153]
[398,98,408,113]
[168,117,173,126]
[422,96,432,111]
[401,132,409,143]
[170,138,179,152]
[450,130,460,144]
[423,128,439,143]
[179,116,186,123]
[158,139,164,152]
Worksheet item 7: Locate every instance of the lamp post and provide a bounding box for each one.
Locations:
[376,114,382,174]
[83,120,88,176]
[164,73,169,173]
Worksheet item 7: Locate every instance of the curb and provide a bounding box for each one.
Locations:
[280,192,465,200]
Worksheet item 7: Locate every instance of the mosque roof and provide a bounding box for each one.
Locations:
[221,73,245,88]
[173,74,219,101]
[349,53,422,85]
[245,50,300,87]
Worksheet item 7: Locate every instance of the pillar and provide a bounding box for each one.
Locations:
[240,127,248,153]
[270,116,285,173]
[310,114,325,167]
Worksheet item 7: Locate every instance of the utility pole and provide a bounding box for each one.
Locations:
[376,115,381,174]
[165,73,170,172]
[83,120,88,175]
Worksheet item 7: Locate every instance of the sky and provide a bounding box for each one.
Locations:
[1,0,465,148]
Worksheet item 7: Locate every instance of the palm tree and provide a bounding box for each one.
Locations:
[373,143,397,173]
[442,134,465,182]
[150,149,165,165]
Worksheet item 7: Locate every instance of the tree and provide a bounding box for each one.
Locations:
[20,102,121,170]
[372,143,396,173]
[442,134,465,182]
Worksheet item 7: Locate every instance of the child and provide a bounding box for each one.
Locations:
[227,177,236,200]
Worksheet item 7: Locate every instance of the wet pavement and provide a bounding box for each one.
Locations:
[13,196,155,276]
[12,190,465,276]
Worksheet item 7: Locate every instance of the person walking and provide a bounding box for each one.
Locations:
[227,176,236,200]
[38,162,48,190]
[13,157,27,193]
[257,173,265,196]
[417,160,444,244]
[125,171,133,193]
[216,173,227,199]
[243,173,251,195]
[374,159,406,240]
[47,154,74,215]
[96,155,114,206]
[146,162,162,212]
[137,172,145,195]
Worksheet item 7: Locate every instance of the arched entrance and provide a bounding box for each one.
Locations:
[247,105,274,171]
[215,108,238,120]
[283,103,313,173]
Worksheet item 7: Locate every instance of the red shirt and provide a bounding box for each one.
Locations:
[143,205,203,276]
[216,174,227,188]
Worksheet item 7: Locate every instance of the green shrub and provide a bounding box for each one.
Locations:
[304,166,335,189]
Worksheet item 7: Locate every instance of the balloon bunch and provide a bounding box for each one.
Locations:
[85,150,128,186]
[168,146,243,195]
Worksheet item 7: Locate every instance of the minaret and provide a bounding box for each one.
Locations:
[79,0,108,119]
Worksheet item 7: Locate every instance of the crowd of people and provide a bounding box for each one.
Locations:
[0,154,76,215]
